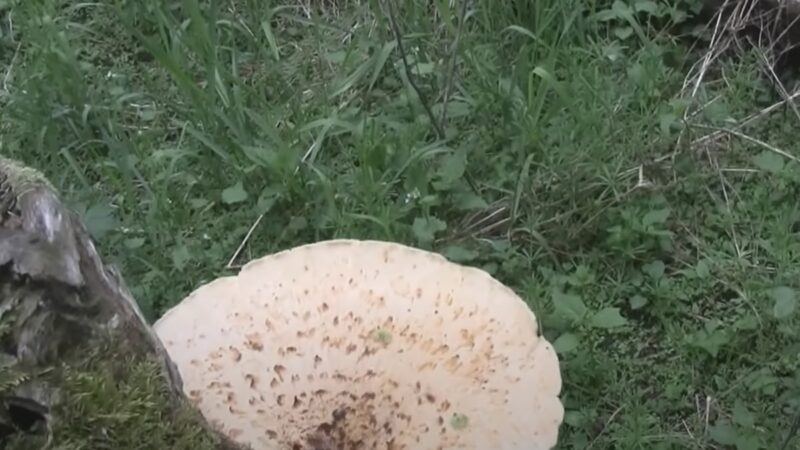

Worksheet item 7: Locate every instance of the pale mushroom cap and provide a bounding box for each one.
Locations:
[154,240,563,450]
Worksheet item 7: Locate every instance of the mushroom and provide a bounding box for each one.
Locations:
[154,240,563,449]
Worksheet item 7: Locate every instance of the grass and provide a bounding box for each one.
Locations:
[1,0,800,448]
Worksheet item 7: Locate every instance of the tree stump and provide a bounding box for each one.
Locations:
[0,157,245,449]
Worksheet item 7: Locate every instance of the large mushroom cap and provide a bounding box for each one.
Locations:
[154,240,563,449]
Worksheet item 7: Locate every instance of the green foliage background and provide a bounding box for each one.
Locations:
[1,0,799,448]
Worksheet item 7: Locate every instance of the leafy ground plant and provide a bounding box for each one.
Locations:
[1,0,800,448]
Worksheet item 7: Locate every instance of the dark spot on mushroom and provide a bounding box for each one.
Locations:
[321,302,329,312]
[293,396,303,408]
[286,346,297,353]
[266,430,278,439]
[332,407,348,421]
[425,393,436,403]
[229,346,242,362]
[346,344,357,354]
[245,374,258,389]
[314,389,327,397]
[274,364,286,381]
[438,416,444,426]
[333,316,339,326]
[277,395,285,406]
[270,378,279,388]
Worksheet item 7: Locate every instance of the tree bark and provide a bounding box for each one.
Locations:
[0,157,245,449]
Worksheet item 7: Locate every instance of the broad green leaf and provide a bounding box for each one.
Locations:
[412,62,436,76]
[83,203,118,240]
[325,50,347,64]
[288,216,308,232]
[553,333,580,354]
[642,208,670,227]
[642,260,665,279]
[592,10,620,22]
[453,191,488,210]
[732,400,755,428]
[634,0,659,14]
[412,217,447,244]
[734,434,763,450]
[137,108,157,122]
[614,26,634,40]
[629,294,648,310]
[659,112,677,136]
[733,314,759,331]
[771,286,796,320]
[686,327,730,357]
[171,245,191,272]
[702,99,732,123]
[438,150,467,184]
[553,291,587,323]
[124,237,145,250]
[189,198,210,209]
[590,307,628,328]
[563,410,585,427]
[257,190,278,212]
[441,245,478,262]
[221,182,249,205]
[695,259,710,278]
[752,150,785,173]
[709,421,738,445]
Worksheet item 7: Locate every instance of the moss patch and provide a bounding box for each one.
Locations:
[2,336,230,450]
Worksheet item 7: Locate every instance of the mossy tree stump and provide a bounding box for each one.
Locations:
[0,158,244,449]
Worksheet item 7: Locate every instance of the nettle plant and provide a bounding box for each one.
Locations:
[591,0,707,41]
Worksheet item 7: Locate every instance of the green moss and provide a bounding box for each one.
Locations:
[4,337,228,450]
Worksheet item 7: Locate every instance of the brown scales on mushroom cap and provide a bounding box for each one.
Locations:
[154,240,564,450]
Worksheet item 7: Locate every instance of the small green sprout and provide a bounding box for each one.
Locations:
[372,328,392,345]
[450,412,469,430]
